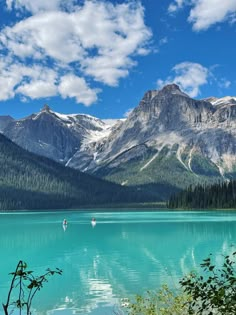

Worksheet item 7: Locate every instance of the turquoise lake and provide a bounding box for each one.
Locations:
[0,210,236,314]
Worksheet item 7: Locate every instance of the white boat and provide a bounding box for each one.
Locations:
[91,218,96,227]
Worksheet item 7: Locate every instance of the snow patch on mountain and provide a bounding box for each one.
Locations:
[176,146,189,171]
[208,96,236,106]
[140,152,159,171]
[188,147,197,176]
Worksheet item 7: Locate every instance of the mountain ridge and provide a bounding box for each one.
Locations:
[1,84,236,199]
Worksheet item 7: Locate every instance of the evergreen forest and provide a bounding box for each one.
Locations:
[0,134,149,210]
[168,180,236,209]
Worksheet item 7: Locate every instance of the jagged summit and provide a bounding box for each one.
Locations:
[161,83,180,92]
[41,104,51,112]
[138,84,188,107]
[159,84,189,98]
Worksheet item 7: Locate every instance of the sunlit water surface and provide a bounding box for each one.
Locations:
[0,210,236,315]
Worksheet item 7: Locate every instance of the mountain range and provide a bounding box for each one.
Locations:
[1,84,236,201]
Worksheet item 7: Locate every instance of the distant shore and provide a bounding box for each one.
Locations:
[0,202,167,212]
[1,201,236,212]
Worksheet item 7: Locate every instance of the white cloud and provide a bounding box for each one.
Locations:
[58,75,99,106]
[217,78,231,89]
[16,81,58,99]
[157,62,209,97]
[189,0,236,31]
[82,55,130,86]
[0,76,18,101]
[0,58,98,104]
[6,0,75,13]
[0,1,151,103]
[168,0,236,30]
[0,60,58,100]
[78,1,151,86]
[0,11,84,63]
[168,0,186,13]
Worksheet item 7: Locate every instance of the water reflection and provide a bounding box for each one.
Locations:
[0,211,236,315]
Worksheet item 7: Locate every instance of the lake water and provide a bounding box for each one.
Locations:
[0,210,236,315]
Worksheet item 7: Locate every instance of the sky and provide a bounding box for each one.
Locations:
[0,0,235,119]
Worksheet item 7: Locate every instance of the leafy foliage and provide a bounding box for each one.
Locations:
[127,285,191,315]
[180,251,236,314]
[127,251,236,315]
[2,260,62,315]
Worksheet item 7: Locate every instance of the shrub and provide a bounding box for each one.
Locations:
[127,250,236,315]
[127,285,191,315]
[180,251,236,315]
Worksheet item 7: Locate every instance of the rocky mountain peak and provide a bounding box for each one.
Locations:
[41,104,51,112]
[161,83,180,92]
[159,84,189,98]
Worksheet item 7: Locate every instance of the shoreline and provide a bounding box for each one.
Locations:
[1,203,236,213]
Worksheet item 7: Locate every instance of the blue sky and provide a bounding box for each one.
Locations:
[0,0,235,119]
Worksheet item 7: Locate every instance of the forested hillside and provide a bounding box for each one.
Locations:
[168,180,236,209]
[0,134,147,210]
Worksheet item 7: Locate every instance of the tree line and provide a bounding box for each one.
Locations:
[168,180,236,209]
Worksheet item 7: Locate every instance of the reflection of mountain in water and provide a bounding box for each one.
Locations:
[0,211,236,314]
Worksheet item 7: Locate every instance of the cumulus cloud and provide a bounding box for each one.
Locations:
[168,0,236,30]
[0,1,151,104]
[0,59,57,100]
[16,81,58,99]
[0,58,98,105]
[58,75,99,106]
[157,62,209,97]
[189,0,236,31]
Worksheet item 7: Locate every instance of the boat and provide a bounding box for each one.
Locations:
[63,219,67,225]
[91,218,96,227]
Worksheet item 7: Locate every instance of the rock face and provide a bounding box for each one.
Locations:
[2,85,236,200]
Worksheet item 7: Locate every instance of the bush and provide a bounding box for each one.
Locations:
[127,250,236,315]
[180,251,236,315]
[127,285,191,315]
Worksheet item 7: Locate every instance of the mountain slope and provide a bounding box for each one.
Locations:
[0,115,14,132]
[0,134,147,210]
[67,84,236,198]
